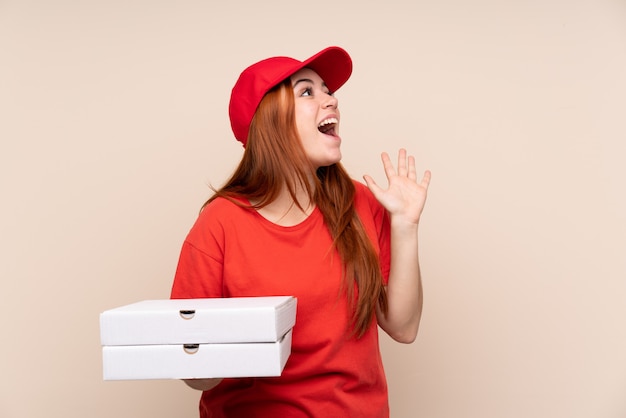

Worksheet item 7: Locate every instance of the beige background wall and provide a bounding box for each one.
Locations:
[1,0,625,417]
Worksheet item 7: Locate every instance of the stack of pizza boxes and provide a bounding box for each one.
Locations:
[99,296,297,380]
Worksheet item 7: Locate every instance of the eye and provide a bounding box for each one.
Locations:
[300,87,313,97]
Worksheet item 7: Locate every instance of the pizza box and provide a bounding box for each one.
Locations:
[102,329,292,380]
[100,296,297,345]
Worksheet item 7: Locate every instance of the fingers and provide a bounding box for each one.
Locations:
[396,148,408,177]
[379,149,430,187]
[387,148,419,179]
[380,152,396,179]
[363,174,383,196]
[407,155,417,181]
[421,170,432,189]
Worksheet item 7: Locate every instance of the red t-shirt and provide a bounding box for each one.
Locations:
[171,181,391,418]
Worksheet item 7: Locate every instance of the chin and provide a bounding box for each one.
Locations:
[311,158,340,169]
[306,146,342,168]
[319,155,342,168]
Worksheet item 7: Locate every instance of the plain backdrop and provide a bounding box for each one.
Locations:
[1,0,625,417]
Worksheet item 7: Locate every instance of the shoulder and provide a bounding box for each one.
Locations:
[352,180,382,213]
[187,196,252,238]
[352,179,369,193]
[197,196,251,219]
[351,180,389,239]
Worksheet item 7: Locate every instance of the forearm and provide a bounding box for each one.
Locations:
[377,220,423,343]
[364,148,431,343]
[183,378,223,391]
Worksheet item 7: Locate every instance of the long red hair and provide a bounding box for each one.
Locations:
[205,80,387,337]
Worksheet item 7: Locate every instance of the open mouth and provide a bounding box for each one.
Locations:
[318,118,338,136]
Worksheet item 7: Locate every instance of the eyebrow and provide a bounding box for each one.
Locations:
[292,78,328,89]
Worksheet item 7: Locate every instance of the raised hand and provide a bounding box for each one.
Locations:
[363,148,431,225]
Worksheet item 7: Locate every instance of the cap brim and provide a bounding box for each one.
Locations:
[300,46,353,93]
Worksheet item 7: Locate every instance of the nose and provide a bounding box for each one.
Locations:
[322,94,338,109]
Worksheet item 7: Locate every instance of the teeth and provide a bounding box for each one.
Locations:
[318,118,338,128]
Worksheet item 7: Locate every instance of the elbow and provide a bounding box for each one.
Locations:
[385,321,420,344]
[183,378,223,391]
[397,333,418,344]
[389,328,418,344]
[377,305,423,344]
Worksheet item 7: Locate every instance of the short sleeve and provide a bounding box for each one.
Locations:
[353,181,391,284]
[170,203,227,299]
[170,240,224,299]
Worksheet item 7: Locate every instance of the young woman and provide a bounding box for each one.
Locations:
[171,46,431,418]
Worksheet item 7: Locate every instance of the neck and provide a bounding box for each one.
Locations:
[253,182,315,226]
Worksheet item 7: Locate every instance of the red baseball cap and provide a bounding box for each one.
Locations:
[228,46,353,146]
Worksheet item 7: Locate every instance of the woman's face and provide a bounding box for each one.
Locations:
[290,68,342,168]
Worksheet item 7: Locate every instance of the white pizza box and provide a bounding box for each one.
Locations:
[100,296,297,346]
[102,329,292,380]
